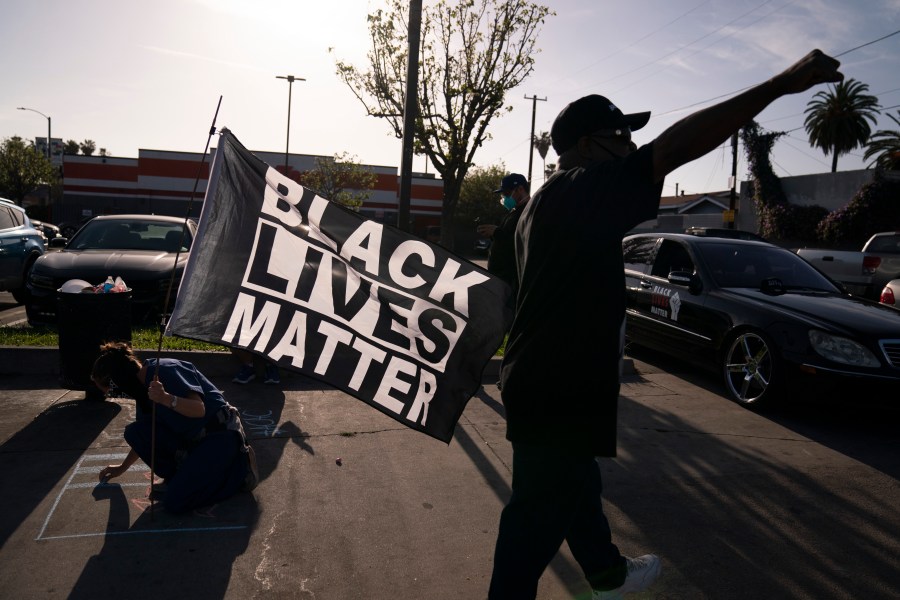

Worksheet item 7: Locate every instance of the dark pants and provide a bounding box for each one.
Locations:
[124,420,248,514]
[488,442,627,599]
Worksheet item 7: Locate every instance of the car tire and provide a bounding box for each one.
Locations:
[10,287,29,305]
[721,330,781,406]
[10,255,39,305]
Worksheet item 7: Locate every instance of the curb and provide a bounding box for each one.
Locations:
[0,347,633,381]
[0,346,505,380]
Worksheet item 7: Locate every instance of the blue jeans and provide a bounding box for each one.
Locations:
[124,420,248,514]
[488,442,627,599]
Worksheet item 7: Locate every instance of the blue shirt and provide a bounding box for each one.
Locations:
[139,358,227,440]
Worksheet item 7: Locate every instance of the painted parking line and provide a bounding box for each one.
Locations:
[36,452,248,541]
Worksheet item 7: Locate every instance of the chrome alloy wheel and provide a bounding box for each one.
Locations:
[723,331,776,405]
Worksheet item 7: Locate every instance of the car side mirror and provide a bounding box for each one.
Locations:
[668,270,702,294]
[49,237,67,249]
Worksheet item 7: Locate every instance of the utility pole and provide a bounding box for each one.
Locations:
[524,94,546,184]
[276,74,305,174]
[397,0,422,233]
[728,132,738,229]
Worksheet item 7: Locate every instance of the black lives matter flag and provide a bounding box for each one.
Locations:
[168,130,511,443]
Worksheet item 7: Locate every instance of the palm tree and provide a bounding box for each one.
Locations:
[804,78,880,172]
[863,111,900,171]
[532,131,552,183]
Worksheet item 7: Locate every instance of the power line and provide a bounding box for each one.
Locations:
[834,29,900,57]
[610,0,795,97]
[651,29,900,122]
[572,0,778,96]
[546,0,714,88]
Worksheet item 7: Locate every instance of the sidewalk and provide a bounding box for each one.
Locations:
[0,347,897,599]
[0,348,649,599]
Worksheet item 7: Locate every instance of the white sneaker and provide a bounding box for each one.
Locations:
[592,554,661,599]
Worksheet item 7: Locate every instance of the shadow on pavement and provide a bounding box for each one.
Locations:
[609,379,900,599]
[628,343,900,479]
[68,486,259,600]
[0,397,120,549]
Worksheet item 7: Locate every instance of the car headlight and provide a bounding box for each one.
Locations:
[808,330,880,367]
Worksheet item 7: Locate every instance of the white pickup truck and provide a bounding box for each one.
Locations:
[796,231,900,300]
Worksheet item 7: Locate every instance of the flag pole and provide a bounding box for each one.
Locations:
[148,95,223,518]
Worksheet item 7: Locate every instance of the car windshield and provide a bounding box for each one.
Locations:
[697,242,839,292]
[67,219,192,252]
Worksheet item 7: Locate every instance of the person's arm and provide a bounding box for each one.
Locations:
[98,448,140,482]
[148,378,206,419]
[653,49,842,181]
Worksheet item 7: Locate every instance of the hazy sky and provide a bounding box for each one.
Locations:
[3,0,898,198]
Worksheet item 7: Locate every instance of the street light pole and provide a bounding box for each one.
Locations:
[17,106,51,160]
[275,75,305,174]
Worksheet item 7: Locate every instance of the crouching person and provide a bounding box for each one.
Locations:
[92,342,258,513]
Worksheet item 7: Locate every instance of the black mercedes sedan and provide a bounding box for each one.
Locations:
[623,233,900,406]
[26,214,197,326]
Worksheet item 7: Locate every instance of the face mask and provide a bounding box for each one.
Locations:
[501,195,516,211]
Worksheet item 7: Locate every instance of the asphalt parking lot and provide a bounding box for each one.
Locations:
[0,341,898,599]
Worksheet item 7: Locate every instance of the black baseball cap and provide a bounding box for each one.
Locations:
[494,173,528,194]
[550,95,650,154]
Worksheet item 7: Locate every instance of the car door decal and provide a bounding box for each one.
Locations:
[650,285,682,322]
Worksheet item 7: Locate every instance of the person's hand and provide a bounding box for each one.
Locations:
[477,224,497,238]
[772,49,843,95]
[98,464,127,482]
[148,379,169,405]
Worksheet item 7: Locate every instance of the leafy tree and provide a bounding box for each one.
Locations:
[333,0,552,247]
[64,140,80,155]
[741,121,827,242]
[79,139,97,156]
[817,171,900,245]
[804,78,880,172]
[99,148,111,157]
[0,136,58,203]
[455,163,508,228]
[299,152,378,211]
[863,110,900,171]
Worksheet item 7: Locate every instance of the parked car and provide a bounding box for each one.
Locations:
[30,219,62,246]
[425,225,441,244]
[795,231,900,300]
[474,237,491,255]
[26,214,197,325]
[623,233,900,406]
[684,226,768,242]
[0,197,45,304]
[57,217,92,239]
[881,278,900,310]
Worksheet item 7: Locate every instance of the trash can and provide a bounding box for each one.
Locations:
[57,288,132,399]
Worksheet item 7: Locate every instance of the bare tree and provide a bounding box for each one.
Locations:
[333,0,552,246]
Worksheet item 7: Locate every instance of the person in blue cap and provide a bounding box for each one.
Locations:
[490,50,843,599]
[476,172,531,300]
[91,342,258,514]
